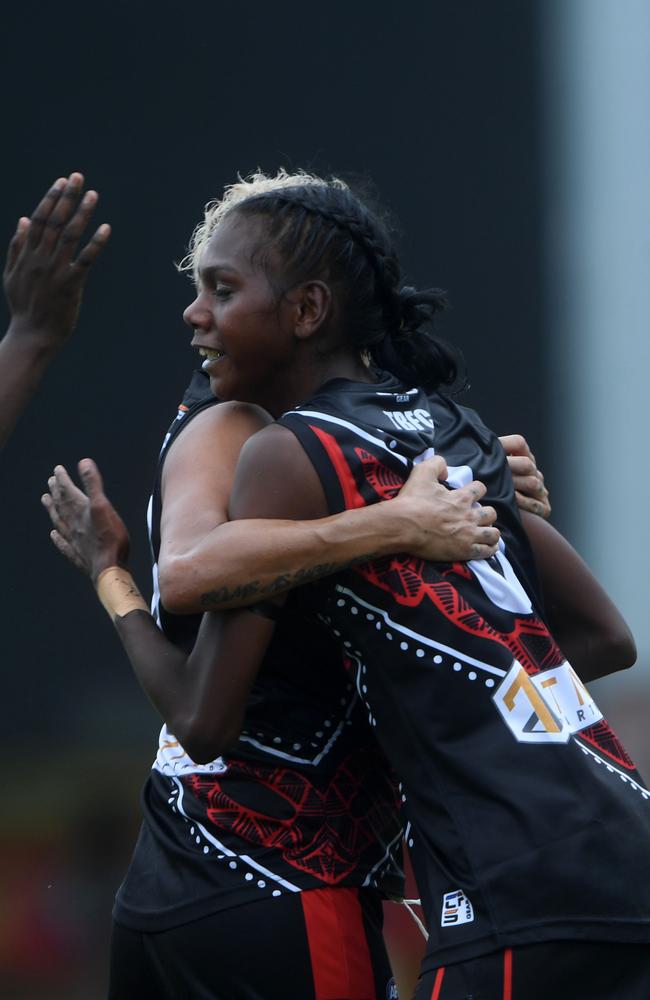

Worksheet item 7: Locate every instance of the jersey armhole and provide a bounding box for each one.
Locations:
[278,415,346,515]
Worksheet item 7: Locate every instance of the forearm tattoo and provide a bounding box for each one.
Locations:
[199,553,382,609]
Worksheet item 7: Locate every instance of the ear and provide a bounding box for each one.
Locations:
[287,281,332,341]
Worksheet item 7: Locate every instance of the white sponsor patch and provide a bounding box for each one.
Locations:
[493,660,603,744]
[441,889,475,926]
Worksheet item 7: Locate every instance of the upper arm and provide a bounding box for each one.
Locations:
[181,426,327,758]
[229,423,329,521]
[521,511,636,675]
[521,512,611,622]
[160,400,273,559]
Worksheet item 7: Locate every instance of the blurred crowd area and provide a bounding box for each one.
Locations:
[1,677,648,1000]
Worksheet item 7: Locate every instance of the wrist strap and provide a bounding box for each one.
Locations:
[96,566,149,622]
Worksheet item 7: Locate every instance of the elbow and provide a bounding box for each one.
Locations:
[602,626,637,674]
[582,625,638,681]
[158,554,205,616]
[174,713,242,765]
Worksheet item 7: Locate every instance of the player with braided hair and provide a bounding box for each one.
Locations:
[178,170,457,397]
[44,169,646,999]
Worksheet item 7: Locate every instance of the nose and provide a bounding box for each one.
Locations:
[183,292,211,331]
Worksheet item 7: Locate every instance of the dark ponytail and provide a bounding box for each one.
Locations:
[371,285,464,391]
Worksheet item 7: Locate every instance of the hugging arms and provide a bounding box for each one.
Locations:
[43,398,633,763]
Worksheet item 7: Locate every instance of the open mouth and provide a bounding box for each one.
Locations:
[198,347,226,369]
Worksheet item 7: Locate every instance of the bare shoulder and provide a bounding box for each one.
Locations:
[163,400,273,493]
[230,423,328,520]
[166,400,272,461]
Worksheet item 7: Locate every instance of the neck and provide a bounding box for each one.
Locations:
[259,352,373,418]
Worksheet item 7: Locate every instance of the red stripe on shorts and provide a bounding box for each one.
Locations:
[503,948,513,1000]
[430,966,446,1000]
[301,887,374,999]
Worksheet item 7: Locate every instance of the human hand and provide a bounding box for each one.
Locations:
[499,434,551,519]
[4,173,110,352]
[42,459,130,583]
[397,455,500,561]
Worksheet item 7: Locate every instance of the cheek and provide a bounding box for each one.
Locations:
[226,313,287,362]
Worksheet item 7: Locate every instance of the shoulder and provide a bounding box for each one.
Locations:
[175,399,272,441]
[230,423,329,520]
[164,400,273,481]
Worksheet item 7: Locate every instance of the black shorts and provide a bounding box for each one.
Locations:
[108,886,398,1000]
[414,940,650,1000]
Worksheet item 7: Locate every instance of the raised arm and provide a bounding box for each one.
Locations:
[0,174,110,449]
[521,511,636,682]
[44,457,276,763]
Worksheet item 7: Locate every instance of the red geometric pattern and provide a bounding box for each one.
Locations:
[355,554,565,675]
[355,447,404,500]
[353,554,636,770]
[315,434,640,777]
[185,752,399,884]
[575,720,636,770]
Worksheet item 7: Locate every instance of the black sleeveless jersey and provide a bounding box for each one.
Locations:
[278,372,650,971]
[113,371,403,932]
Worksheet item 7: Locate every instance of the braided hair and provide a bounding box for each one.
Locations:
[180,170,463,392]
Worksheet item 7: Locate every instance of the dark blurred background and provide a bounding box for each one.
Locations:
[1,1,648,996]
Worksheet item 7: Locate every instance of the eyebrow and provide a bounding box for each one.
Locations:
[198,263,241,283]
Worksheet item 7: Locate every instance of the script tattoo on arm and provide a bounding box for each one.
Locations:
[199,554,383,610]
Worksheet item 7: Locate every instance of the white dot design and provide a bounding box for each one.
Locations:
[167,779,289,895]
[333,594,506,692]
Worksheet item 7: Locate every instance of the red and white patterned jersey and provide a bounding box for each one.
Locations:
[278,372,650,971]
[113,372,403,932]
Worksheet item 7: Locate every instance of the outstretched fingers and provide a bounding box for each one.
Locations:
[37,173,87,255]
[20,172,110,273]
[49,527,87,571]
[72,221,111,272]
[78,458,106,501]
[41,490,72,539]
[54,462,87,500]
[4,217,31,275]
[25,177,67,248]
[42,174,111,272]
[42,464,89,539]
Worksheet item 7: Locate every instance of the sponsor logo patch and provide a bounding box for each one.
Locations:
[441,888,474,927]
[386,976,399,999]
[493,660,603,744]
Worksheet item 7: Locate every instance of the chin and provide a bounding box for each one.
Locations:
[208,373,233,400]
[209,373,272,412]
[209,374,246,404]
